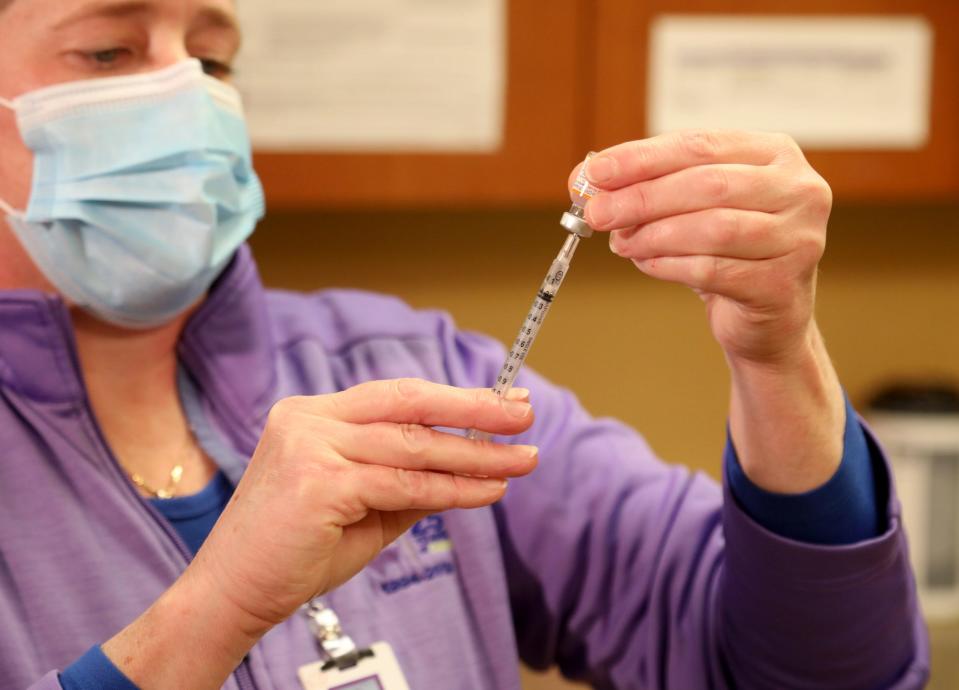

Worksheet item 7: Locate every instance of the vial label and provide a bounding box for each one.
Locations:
[570,151,600,204]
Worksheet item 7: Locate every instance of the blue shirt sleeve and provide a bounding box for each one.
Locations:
[725,392,885,545]
[59,645,138,690]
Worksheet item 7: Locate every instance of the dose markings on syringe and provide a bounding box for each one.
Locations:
[496,295,554,390]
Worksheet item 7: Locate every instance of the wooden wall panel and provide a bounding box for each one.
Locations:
[253,2,959,206]
[253,1,593,209]
[592,1,959,201]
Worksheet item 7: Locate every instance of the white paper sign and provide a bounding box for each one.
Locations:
[235,0,506,152]
[648,16,933,149]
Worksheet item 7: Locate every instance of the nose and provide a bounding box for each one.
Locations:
[146,25,193,72]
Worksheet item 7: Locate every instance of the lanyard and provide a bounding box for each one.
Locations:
[303,533,425,670]
[302,598,372,671]
[298,599,410,690]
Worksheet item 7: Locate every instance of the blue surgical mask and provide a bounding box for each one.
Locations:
[0,59,265,328]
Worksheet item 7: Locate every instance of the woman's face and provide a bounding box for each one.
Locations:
[0,0,240,290]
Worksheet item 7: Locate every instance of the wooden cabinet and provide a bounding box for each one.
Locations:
[592,0,959,202]
[253,1,959,207]
[252,1,591,209]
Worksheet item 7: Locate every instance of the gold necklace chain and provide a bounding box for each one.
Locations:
[130,464,185,499]
[125,430,196,499]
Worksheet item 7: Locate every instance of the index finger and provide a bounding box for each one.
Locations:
[583,130,797,190]
[316,378,534,434]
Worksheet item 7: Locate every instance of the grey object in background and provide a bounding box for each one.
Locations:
[868,383,959,621]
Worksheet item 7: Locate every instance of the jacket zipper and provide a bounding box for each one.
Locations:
[51,304,261,690]
[234,661,257,690]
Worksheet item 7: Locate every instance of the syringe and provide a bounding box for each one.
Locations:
[467,153,599,441]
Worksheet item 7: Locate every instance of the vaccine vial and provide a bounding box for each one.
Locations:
[560,151,599,238]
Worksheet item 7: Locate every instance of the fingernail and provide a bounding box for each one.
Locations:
[609,233,623,256]
[504,400,532,418]
[482,478,508,491]
[634,258,654,271]
[505,387,530,402]
[515,444,539,458]
[586,155,616,185]
[586,194,616,228]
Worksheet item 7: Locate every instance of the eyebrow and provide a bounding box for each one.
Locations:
[194,6,240,35]
[52,1,241,37]
[53,1,153,30]
[191,5,242,52]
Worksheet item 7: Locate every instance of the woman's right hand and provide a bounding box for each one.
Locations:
[104,379,537,689]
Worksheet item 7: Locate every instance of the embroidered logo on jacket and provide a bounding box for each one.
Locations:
[411,515,453,554]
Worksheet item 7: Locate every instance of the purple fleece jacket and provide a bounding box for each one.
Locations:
[0,246,928,689]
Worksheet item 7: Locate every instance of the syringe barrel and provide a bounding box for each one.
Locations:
[466,152,597,443]
[465,235,580,442]
[465,281,557,444]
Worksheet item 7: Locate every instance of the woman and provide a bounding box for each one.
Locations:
[0,0,928,688]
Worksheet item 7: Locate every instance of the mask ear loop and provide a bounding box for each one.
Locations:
[0,96,25,217]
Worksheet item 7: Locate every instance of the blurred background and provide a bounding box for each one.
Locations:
[237,1,959,687]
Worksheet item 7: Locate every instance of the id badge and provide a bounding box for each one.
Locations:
[297,642,411,690]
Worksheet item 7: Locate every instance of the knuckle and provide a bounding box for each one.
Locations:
[628,139,655,169]
[776,132,800,151]
[680,129,721,161]
[795,229,826,263]
[395,468,428,501]
[451,474,489,508]
[749,212,782,245]
[708,255,724,284]
[470,387,491,408]
[310,451,349,487]
[791,174,818,197]
[397,423,430,462]
[391,378,428,406]
[323,389,351,419]
[770,132,802,159]
[793,174,833,216]
[693,255,721,286]
[261,396,330,469]
[688,257,708,287]
[468,388,494,423]
[712,209,741,245]
[630,184,652,220]
[704,167,731,203]
[810,177,833,216]
[266,395,302,428]
[392,377,421,397]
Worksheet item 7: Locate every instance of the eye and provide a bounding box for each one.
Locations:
[83,48,133,70]
[198,58,233,79]
[93,49,120,63]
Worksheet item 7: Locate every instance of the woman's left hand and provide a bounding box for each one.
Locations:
[575,130,846,494]
[575,129,832,368]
